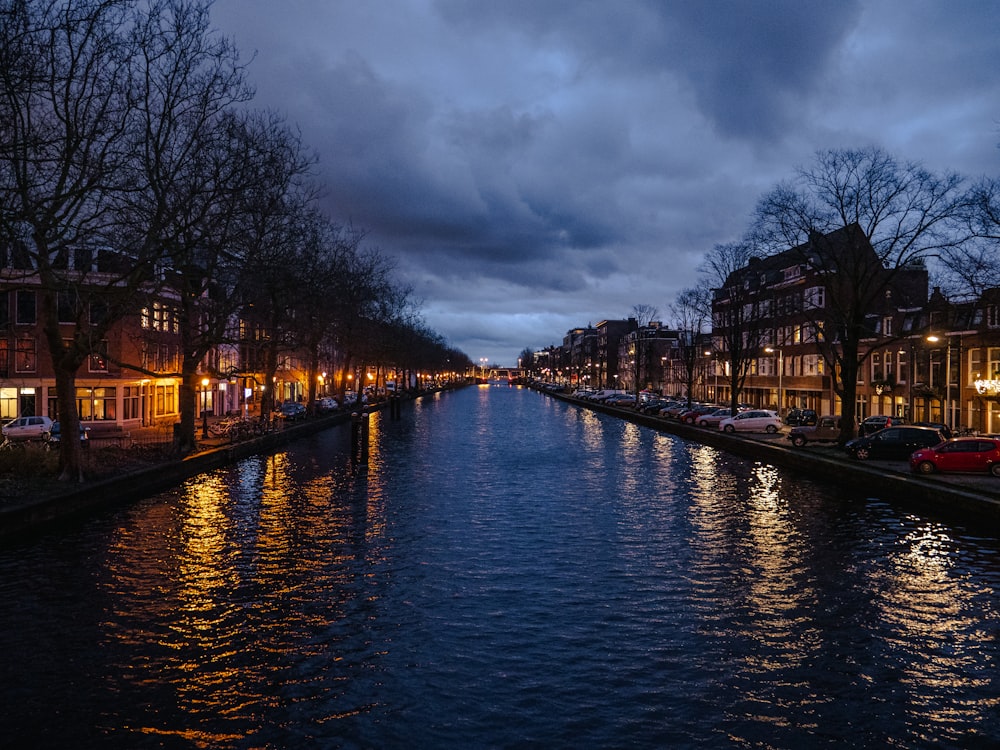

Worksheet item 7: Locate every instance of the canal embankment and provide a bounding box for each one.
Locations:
[0,388,453,543]
[0,409,358,543]
[539,387,1000,524]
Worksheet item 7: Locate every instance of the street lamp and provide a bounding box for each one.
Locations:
[926,334,951,428]
[703,350,713,401]
[900,347,911,420]
[201,377,210,438]
[766,347,783,416]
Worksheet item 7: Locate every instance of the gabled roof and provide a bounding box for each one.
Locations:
[722,223,875,293]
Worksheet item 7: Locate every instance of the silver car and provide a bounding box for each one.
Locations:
[2,415,54,441]
[718,410,782,434]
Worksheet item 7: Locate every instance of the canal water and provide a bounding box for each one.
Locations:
[2,385,999,749]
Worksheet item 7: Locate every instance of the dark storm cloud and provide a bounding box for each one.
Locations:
[210,0,1000,365]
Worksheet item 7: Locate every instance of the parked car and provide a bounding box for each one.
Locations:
[315,397,339,413]
[278,401,306,420]
[679,404,719,424]
[657,402,688,418]
[784,408,818,427]
[858,414,906,437]
[604,393,637,407]
[587,389,624,402]
[43,420,90,448]
[913,421,954,440]
[2,415,54,441]
[697,407,738,428]
[787,415,842,447]
[844,425,946,461]
[719,410,782,433]
[909,437,1000,476]
[639,398,673,415]
[343,391,366,406]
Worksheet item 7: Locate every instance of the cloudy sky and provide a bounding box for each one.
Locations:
[211,0,1000,367]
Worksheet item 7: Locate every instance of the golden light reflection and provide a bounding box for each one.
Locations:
[686,451,822,721]
[870,521,993,728]
[577,409,605,454]
[741,463,819,674]
[362,410,388,543]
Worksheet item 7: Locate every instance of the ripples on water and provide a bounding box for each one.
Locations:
[2,385,999,749]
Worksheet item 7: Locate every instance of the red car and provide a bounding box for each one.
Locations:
[909,437,1000,477]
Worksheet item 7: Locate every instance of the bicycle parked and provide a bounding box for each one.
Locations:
[208,416,273,441]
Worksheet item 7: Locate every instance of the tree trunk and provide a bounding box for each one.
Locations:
[175,360,200,455]
[54,366,84,482]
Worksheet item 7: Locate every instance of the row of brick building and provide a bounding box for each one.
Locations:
[0,278,316,432]
[532,226,1000,433]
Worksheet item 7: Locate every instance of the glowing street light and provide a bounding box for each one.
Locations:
[201,377,210,438]
[926,334,951,427]
[765,347,783,416]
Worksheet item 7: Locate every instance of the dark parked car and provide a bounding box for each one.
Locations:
[43,420,89,449]
[857,414,906,437]
[640,398,673,415]
[844,425,947,461]
[784,408,818,427]
[913,421,953,440]
[909,437,1000,476]
[278,401,306,420]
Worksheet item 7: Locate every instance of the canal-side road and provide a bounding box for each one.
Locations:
[541,387,1000,525]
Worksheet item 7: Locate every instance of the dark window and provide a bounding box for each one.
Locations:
[52,247,68,269]
[74,246,94,272]
[16,291,35,325]
[90,299,108,326]
[11,241,32,270]
[57,291,76,323]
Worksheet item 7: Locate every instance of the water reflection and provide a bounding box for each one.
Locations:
[874,522,999,738]
[2,386,999,748]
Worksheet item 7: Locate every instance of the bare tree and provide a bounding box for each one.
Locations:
[937,176,1000,295]
[668,287,709,405]
[232,120,319,424]
[0,0,155,480]
[326,238,400,402]
[753,146,969,441]
[628,303,658,401]
[117,0,256,454]
[696,241,771,413]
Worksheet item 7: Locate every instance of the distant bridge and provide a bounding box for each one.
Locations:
[472,367,525,381]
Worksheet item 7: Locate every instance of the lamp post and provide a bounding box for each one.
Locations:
[766,347,783,417]
[927,335,950,427]
[902,346,912,420]
[201,377,210,438]
[703,350,713,401]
